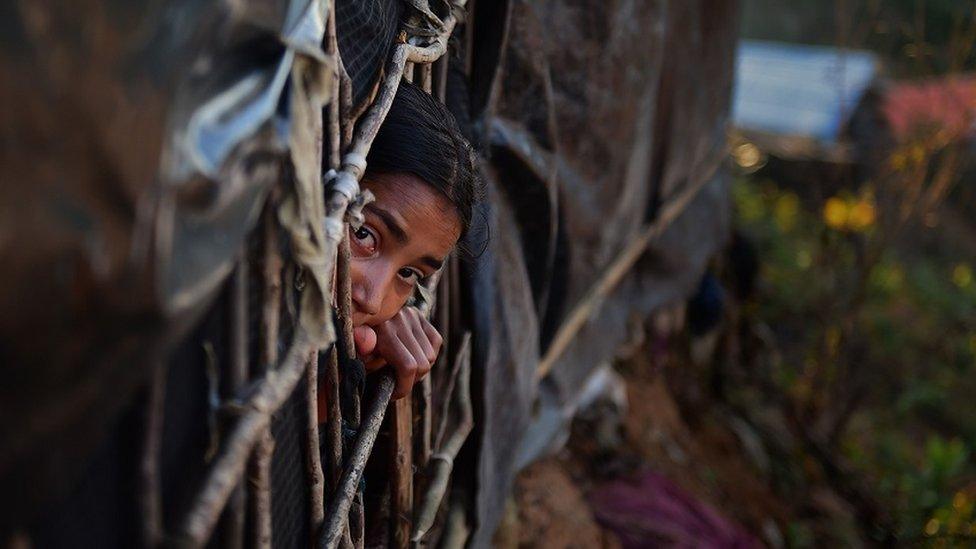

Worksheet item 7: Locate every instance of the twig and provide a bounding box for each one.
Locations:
[411,334,472,544]
[326,347,343,494]
[252,201,282,549]
[437,499,470,549]
[336,235,364,549]
[325,0,341,169]
[417,376,433,469]
[306,350,326,537]
[536,155,725,380]
[251,430,275,549]
[224,258,249,549]
[176,330,319,547]
[390,395,414,548]
[419,63,433,94]
[140,360,166,548]
[261,197,284,370]
[320,374,397,549]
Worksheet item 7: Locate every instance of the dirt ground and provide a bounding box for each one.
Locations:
[503,333,791,548]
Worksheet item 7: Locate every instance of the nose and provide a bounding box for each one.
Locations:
[350,261,388,318]
[352,283,381,317]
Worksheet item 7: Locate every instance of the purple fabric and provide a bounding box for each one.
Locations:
[590,472,761,549]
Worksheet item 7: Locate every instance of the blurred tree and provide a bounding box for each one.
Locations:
[741,0,976,76]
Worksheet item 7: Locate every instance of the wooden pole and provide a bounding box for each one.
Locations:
[319,374,397,549]
[389,395,414,548]
[140,360,166,548]
[535,157,724,380]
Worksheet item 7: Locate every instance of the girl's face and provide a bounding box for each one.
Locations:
[349,172,461,328]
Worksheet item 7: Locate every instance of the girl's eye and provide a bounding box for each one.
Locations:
[397,267,423,284]
[350,226,377,255]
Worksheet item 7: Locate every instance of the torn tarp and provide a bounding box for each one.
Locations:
[0,0,329,527]
[460,1,739,545]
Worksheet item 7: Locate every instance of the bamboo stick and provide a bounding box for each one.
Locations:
[251,429,275,549]
[535,156,724,380]
[224,258,249,549]
[177,330,319,547]
[419,63,432,93]
[411,334,472,544]
[336,234,364,549]
[140,360,166,548]
[390,395,414,548]
[252,198,282,549]
[319,374,397,549]
[306,351,326,537]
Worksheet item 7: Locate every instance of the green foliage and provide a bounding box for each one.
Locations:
[733,176,976,541]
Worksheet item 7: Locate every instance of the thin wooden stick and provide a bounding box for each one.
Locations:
[535,156,724,380]
[323,0,345,506]
[225,258,249,549]
[260,197,283,370]
[140,360,166,549]
[411,334,472,544]
[325,346,343,493]
[417,376,433,469]
[251,429,275,549]
[419,63,433,94]
[390,394,414,548]
[177,330,319,547]
[325,0,341,169]
[435,56,448,102]
[252,200,282,549]
[306,351,326,536]
[320,374,397,549]
[336,235,364,549]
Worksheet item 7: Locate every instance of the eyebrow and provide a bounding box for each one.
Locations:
[366,204,408,243]
[364,203,445,272]
[421,256,444,271]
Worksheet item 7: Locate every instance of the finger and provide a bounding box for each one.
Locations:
[394,322,432,383]
[407,314,436,365]
[419,317,443,361]
[387,337,418,399]
[354,325,377,358]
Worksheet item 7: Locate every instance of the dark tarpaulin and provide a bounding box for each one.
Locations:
[0,0,328,529]
[463,0,739,544]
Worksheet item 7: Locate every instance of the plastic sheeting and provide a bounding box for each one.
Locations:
[0,0,328,528]
[463,0,739,544]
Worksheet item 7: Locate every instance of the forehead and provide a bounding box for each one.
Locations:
[361,172,462,259]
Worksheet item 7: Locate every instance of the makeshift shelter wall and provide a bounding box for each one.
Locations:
[0,0,739,544]
[467,0,738,544]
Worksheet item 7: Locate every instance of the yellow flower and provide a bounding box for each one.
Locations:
[953,491,968,511]
[848,200,877,231]
[823,197,849,230]
[952,264,973,289]
[925,518,941,536]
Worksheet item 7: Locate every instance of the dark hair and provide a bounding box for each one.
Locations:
[366,81,477,238]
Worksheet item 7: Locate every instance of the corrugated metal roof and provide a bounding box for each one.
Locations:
[733,40,878,142]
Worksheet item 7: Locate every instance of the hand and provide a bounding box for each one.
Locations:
[353,307,442,399]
